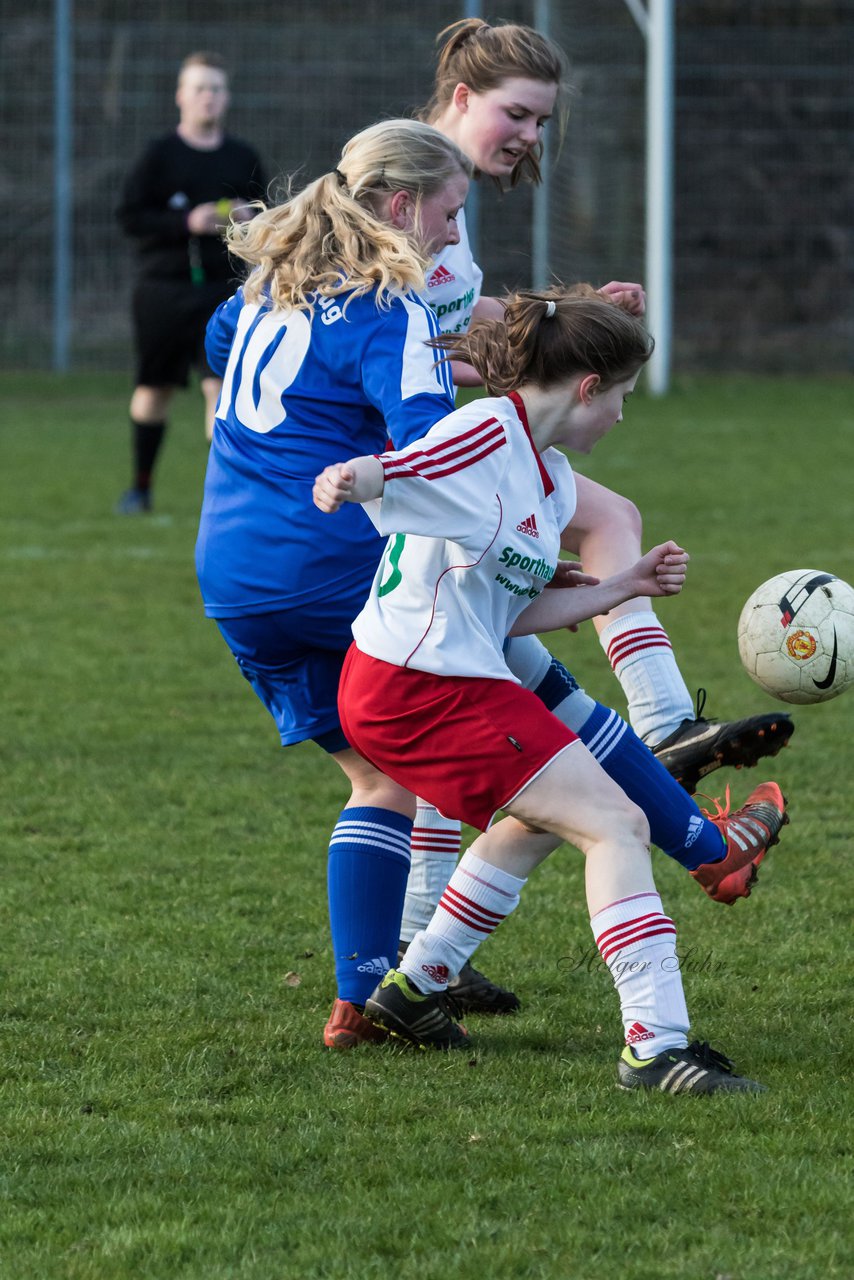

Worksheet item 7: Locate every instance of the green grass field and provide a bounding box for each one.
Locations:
[1,371,853,1279]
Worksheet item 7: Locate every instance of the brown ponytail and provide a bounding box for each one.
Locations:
[428,286,654,395]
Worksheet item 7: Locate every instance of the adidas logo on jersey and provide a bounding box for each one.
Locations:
[516,513,540,539]
[427,264,456,288]
[626,1021,656,1045]
[419,962,450,984]
[356,956,391,975]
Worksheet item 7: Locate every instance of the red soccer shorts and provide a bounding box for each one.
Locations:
[338,645,578,832]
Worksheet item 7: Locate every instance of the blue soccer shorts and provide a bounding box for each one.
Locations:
[215,599,359,753]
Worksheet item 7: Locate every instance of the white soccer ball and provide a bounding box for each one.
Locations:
[737,569,854,704]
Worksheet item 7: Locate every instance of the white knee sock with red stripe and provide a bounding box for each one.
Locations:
[399,851,525,993]
[598,610,694,745]
[591,891,690,1057]
[399,802,462,945]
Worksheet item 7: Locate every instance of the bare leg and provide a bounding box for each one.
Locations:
[403,741,654,979]
[130,384,174,423]
[385,744,690,1059]
[499,741,654,914]
[563,473,795,786]
[329,746,416,819]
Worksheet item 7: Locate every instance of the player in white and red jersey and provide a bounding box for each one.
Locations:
[314,288,786,1093]
[352,390,575,680]
[422,206,482,338]
[421,18,793,768]
[393,17,793,1007]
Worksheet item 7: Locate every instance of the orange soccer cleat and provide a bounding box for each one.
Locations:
[691,781,788,905]
[323,998,390,1049]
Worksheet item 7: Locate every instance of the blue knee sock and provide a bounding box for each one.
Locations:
[575,703,725,870]
[531,656,724,871]
[327,806,413,1005]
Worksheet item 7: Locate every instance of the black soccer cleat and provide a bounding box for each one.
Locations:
[364,969,471,1051]
[447,961,521,1014]
[398,943,520,1015]
[617,1041,767,1095]
[651,690,794,795]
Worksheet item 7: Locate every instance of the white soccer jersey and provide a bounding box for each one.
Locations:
[351,392,577,681]
[423,207,483,335]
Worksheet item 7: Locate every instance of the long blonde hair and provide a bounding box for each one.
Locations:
[228,119,471,312]
[429,286,653,395]
[420,18,569,188]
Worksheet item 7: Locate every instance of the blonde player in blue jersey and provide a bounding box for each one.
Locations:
[393,18,794,1012]
[314,287,785,1092]
[197,120,470,1046]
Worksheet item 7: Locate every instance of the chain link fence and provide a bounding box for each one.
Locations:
[1,0,851,373]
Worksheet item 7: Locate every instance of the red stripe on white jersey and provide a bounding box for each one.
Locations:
[382,435,506,484]
[382,418,506,483]
[508,391,554,497]
[401,416,500,459]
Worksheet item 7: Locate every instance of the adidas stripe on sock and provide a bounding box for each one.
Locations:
[327,806,412,1006]
[573,703,725,870]
[521,652,724,870]
[591,891,689,1058]
[399,802,462,944]
[598,611,693,746]
[401,851,525,993]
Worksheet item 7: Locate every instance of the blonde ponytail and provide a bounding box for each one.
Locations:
[229,120,471,313]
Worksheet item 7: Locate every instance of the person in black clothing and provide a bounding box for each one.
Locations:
[115,51,267,514]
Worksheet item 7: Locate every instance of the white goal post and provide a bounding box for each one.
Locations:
[532,0,674,395]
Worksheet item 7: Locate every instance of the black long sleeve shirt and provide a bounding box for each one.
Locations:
[116,132,267,284]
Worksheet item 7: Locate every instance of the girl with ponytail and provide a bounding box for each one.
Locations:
[393,19,792,1008]
[312,285,778,1093]
[227,118,471,313]
[196,121,471,1047]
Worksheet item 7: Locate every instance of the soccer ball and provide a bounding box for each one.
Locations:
[737,569,854,704]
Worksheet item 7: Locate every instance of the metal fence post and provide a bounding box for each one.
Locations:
[531,0,552,291]
[53,0,73,371]
[645,0,674,395]
[462,0,481,265]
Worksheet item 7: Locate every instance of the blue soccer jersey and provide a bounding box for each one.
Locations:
[196,287,455,618]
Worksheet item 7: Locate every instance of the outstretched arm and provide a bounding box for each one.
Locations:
[509,541,688,636]
[313,456,385,513]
